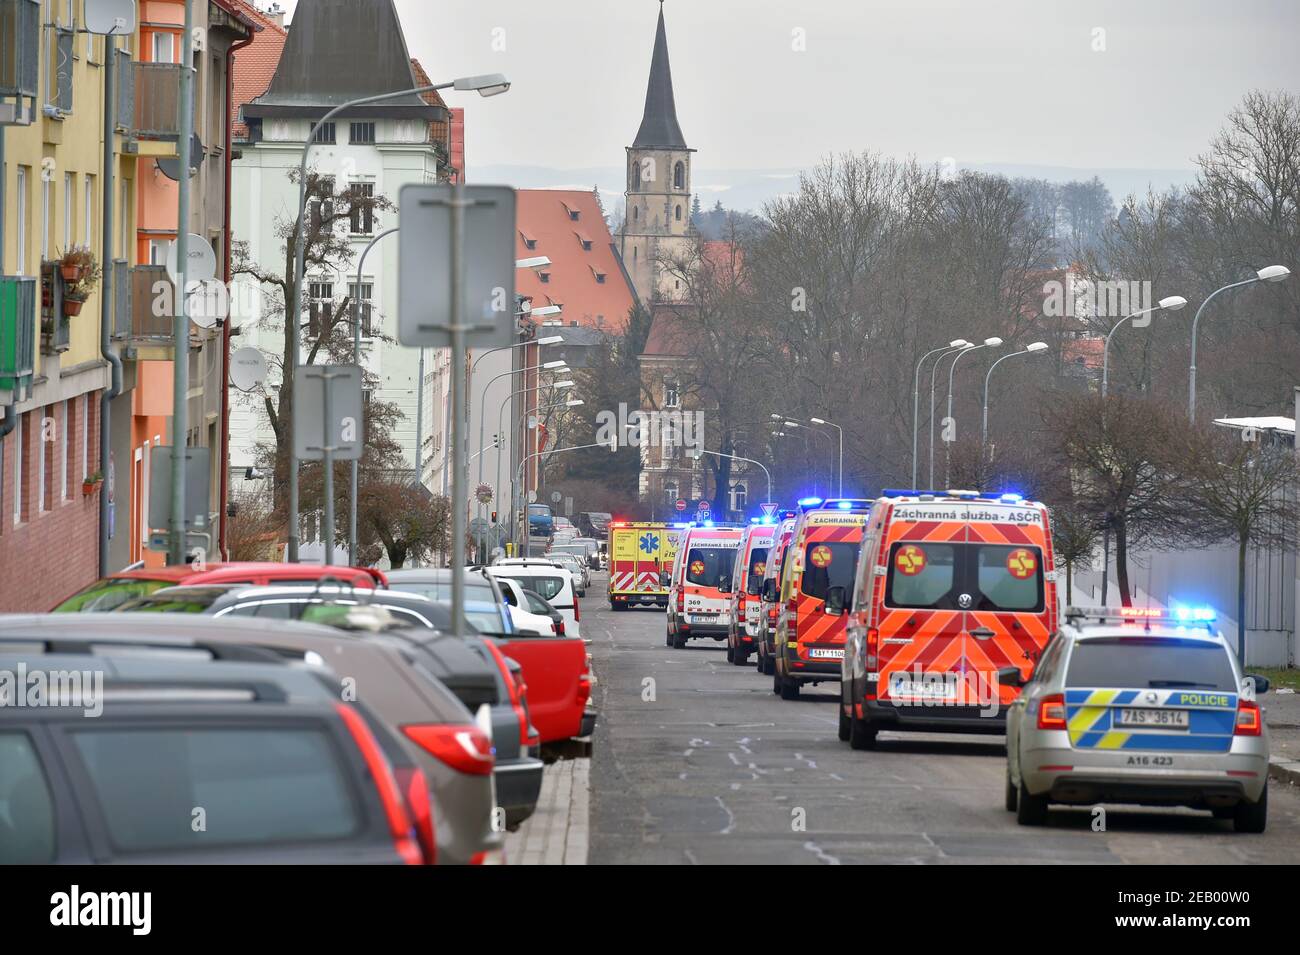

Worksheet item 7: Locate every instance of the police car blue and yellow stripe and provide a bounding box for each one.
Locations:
[1064,688,1237,753]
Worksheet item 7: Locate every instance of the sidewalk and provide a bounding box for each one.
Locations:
[1264,687,1300,787]
[504,758,590,865]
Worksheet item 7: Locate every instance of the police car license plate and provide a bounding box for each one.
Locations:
[1118,708,1189,729]
[808,647,843,659]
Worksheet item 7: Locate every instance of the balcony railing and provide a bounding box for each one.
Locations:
[0,0,40,125]
[0,276,37,403]
[130,265,174,339]
[111,260,130,339]
[131,62,184,140]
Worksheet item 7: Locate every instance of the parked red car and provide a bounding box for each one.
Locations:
[51,562,386,612]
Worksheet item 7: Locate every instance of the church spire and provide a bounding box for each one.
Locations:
[633,2,687,149]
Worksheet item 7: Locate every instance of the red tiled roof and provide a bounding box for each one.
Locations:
[230,0,288,141]
[515,190,636,333]
[641,303,697,357]
[1063,336,1105,370]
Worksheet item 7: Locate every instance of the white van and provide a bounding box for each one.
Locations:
[487,560,582,639]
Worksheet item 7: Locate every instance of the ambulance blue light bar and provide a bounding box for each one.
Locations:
[797,497,824,508]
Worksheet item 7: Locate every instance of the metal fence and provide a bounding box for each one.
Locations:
[0,276,36,402]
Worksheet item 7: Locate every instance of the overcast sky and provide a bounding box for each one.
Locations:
[268,0,1298,177]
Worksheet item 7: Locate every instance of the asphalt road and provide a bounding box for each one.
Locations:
[583,573,1300,864]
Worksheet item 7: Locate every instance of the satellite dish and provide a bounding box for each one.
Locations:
[84,0,137,35]
[229,347,268,392]
[166,233,217,284]
[156,134,204,181]
[186,278,227,329]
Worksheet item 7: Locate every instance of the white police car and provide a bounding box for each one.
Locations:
[1005,606,1271,832]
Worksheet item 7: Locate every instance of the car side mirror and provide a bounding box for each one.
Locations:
[719,578,731,594]
[996,666,1024,687]
[1245,675,1271,695]
[660,571,671,587]
[761,579,778,602]
[824,586,846,616]
[746,573,762,595]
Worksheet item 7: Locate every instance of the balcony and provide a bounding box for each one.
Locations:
[0,276,37,404]
[0,0,40,125]
[121,266,176,360]
[121,62,187,144]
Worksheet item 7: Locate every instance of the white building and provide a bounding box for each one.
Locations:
[229,0,446,498]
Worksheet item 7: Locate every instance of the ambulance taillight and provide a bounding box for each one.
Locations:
[865,627,879,669]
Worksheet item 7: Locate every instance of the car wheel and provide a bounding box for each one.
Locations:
[1233,784,1267,833]
[1004,765,1018,812]
[734,648,747,666]
[725,645,735,663]
[779,676,799,701]
[672,632,687,649]
[763,654,775,676]
[1015,778,1048,826]
[665,629,673,647]
[772,668,782,695]
[848,713,877,751]
[837,703,850,742]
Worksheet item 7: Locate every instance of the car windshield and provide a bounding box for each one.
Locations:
[1065,637,1237,690]
[496,574,566,602]
[800,541,858,600]
[684,547,735,587]
[52,578,173,612]
[70,727,359,851]
[114,589,227,613]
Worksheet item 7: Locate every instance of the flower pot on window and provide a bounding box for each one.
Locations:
[82,472,104,496]
[60,263,84,283]
[63,298,85,317]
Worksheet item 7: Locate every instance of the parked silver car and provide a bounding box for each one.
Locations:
[1005,607,1271,832]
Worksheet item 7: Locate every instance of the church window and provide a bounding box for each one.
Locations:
[673,162,685,189]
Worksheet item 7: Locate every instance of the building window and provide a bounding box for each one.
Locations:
[80,394,89,480]
[12,417,23,525]
[664,480,679,506]
[308,177,335,232]
[16,167,28,274]
[632,206,638,222]
[83,175,94,246]
[349,282,374,337]
[41,177,51,260]
[64,174,74,247]
[664,380,679,409]
[311,122,336,144]
[595,273,606,284]
[675,204,681,221]
[349,182,375,234]
[151,31,175,63]
[730,482,748,512]
[148,238,170,266]
[59,401,68,502]
[349,122,375,144]
[673,161,685,189]
[539,272,550,284]
[308,281,333,338]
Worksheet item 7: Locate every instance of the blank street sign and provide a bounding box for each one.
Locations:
[294,364,364,462]
[148,445,211,531]
[397,183,516,349]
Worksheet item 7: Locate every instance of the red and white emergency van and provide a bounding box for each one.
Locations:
[725,520,778,666]
[665,523,743,649]
[840,490,1059,749]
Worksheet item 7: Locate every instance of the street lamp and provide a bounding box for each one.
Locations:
[982,342,1048,450]
[945,337,1002,486]
[494,378,572,543]
[1188,266,1290,419]
[285,73,509,562]
[913,340,969,488]
[512,440,612,550]
[690,448,773,509]
[929,341,974,488]
[1101,295,1187,398]
[809,417,844,496]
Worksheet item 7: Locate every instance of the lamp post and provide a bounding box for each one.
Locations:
[930,342,974,488]
[778,419,833,494]
[495,377,571,546]
[981,342,1048,451]
[912,340,968,489]
[1188,266,1289,419]
[501,392,578,552]
[285,73,509,562]
[690,448,772,512]
[512,440,614,551]
[809,417,843,496]
[1101,295,1187,399]
[945,337,1003,486]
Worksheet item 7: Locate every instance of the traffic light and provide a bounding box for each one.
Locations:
[491,511,498,523]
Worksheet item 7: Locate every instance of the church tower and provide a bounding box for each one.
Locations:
[619,2,695,305]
